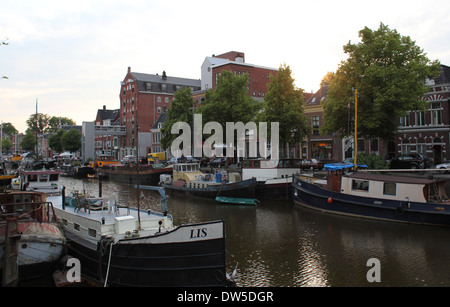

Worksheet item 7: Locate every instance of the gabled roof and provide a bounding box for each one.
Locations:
[97,109,120,121]
[152,110,167,129]
[434,65,450,85]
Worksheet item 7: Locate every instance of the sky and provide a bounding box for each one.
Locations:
[1,0,449,133]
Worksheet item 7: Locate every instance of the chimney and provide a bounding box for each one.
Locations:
[128,67,131,73]
[162,71,167,80]
[103,105,106,111]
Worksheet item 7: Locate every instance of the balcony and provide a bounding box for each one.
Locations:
[94,125,126,136]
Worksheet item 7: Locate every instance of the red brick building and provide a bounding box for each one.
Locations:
[396,64,450,164]
[119,67,201,159]
[200,51,278,101]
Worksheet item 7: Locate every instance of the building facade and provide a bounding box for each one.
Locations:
[119,67,201,160]
[396,65,450,164]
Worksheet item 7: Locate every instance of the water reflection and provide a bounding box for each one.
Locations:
[59,177,450,287]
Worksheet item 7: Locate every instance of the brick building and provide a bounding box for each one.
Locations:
[94,105,120,159]
[200,51,278,101]
[396,64,450,164]
[119,67,201,159]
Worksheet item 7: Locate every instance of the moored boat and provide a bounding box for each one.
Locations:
[242,158,305,200]
[292,163,450,226]
[161,163,256,200]
[16,169,61,195]
[98,163,173,186]
[0,190,66,284]
[47,185,230,287]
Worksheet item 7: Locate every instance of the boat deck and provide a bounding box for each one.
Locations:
[47,194,171,227]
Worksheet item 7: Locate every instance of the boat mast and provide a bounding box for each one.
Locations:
[354,89,358,171]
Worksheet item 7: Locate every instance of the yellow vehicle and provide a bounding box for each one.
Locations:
[148,152,165,163]
[88,155,119,168]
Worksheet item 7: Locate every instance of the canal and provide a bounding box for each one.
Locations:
[58,176,450,287]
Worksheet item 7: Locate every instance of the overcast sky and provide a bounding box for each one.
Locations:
[1,0,449,133]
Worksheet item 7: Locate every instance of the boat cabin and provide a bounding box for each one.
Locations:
[20,170,61,194]
[242,159,301,182]
[173,163,203,182]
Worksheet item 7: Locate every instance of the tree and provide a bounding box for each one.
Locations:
[1,137,12,154]
[198,70,262,127]
[161,87,195,150]
[21,129,36,151]
[26,113,50,134]
[47,116,76,133]
[61,129,81,153]
[261,64,310,157]
[1,122,18,136]
[48,129,66,153]
[321,23,441,147]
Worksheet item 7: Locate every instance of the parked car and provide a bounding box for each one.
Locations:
[300,159,324,170]
[208,157,226,168]
[389,154,432,169]
[435,162,450,172]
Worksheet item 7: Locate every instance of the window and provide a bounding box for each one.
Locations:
[312,116,319,134]
[383,182,396,196]
[430,102,442,125]
[161,84,167,92]
[165,97,169,103]
[88,228,97,237]
[352,179,369,191]
[157,97,161,103]
[74,223,80,231]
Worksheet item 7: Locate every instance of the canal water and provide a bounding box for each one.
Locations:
[58,176,450,287]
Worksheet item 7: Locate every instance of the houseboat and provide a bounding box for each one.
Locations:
[242,158,306,200]
[161,163,256,200]
[0,190,66,284]
[98,163,173,186]
[292,163,450,226]
[47,185,229,287]
[0,161,16,189]
[16,169,61,196]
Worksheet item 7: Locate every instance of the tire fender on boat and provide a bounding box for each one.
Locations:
[327,197,333,204]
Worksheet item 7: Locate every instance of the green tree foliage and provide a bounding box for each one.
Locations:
[26,113,50,134]
[199,70,262,127]
[48,129,65,153]
[261,64,310,154]
[20,130,36,151]
[161,87,195,150]
[47,116,76,133]
[61,129,82,153]
[1,122,18,135]
[321,23,441,142]
[1,137,12,153]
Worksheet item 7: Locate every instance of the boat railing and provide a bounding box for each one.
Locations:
[0,201,58,223]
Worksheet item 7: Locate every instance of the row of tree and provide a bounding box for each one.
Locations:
[1,114,81,154]
[161,23,440,158]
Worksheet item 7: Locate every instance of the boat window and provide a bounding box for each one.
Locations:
[352,179,369,191]
[39,175,48,182]
[74,223,80,231]
[50,174,59,181]
[383,182,396,196]
[243,160,252,168]
[28,175,38,182]
[88,228,97,237]
[253,160,260,168]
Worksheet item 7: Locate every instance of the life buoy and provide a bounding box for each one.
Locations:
[327,197,333,204]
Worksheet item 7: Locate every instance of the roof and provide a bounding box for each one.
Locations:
[97,109,119,121]
[130,71,201,92]
[346,172,437,185]
[434,65,450,85]
[152,110,167,129]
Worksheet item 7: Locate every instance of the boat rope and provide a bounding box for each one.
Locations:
[104,240,115,287]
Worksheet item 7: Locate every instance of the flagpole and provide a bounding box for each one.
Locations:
[354,90,358,171]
